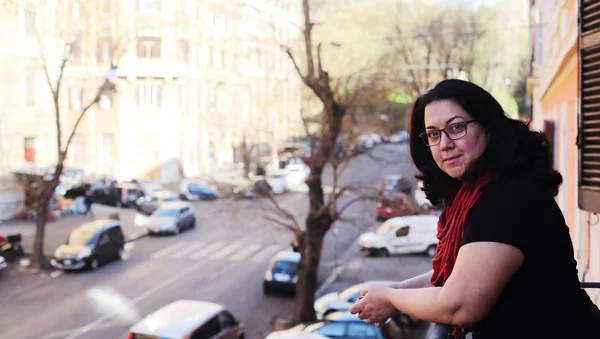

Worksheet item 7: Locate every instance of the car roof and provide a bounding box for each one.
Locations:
[152,190,178,197]
[130,300,224,337]
[74,219,120,234]
[387,215,439,226]
[323,311,362,322]
[158,201,192,210]
[273,250,301,263]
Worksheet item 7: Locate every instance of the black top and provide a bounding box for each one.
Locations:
[461,175,600,339]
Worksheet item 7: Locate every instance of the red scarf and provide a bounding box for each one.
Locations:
[430,172,498,287]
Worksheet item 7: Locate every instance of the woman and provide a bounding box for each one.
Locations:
[349,79,600,338]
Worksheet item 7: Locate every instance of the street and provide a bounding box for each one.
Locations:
[0,144,433,339]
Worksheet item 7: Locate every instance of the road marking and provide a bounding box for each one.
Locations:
[150,241,187,259]
[63,259,209,339]
[170,242,206,259]
[188,242,224,260]
[229,243,262,261]
[250,244,281,262]
[208,240,245,260]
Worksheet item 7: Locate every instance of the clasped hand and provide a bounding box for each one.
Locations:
[348,283,398,327]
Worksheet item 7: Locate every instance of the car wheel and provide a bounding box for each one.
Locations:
[263,282,270,295]
[190,218,196,228]
[117,246,124,260]
[179,194,188,201]
[378,248,390,257]
[173,226,180,236]
[89,257,99,270]
[426,245,437,257]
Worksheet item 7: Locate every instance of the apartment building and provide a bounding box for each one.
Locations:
[527,0,600,303]
[1,0,303,184]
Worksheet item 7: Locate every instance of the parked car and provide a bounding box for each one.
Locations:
[414,180,433,211]
[281,159,310,188]
[265,311,395,339]
[145,201,196,236]
[266,174,288,195]
[233,179,274,199]
[131,179,164,196]
[180,179,219,201]
[0,255,7,271]
[377,175,412,195]
[376,175,418,221]
[388,131,409,143]
[51,219,125,270]
[136,190,180,215]
[358,215,439,257]
[127,300,244,339]
[313,280,394,320]
[263,250,301,295]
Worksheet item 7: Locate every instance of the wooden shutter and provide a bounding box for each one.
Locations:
[579,0,600,212]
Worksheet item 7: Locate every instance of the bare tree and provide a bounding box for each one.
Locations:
[272,0,383,323]
[386,2,494,100]
[17,1,123,269]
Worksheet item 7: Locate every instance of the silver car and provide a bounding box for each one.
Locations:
[146,202,196,236]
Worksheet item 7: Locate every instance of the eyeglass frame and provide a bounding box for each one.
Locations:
[419,119,478,146]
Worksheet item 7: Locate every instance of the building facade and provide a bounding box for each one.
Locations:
[528,0,600,304]
[0,0,303,184]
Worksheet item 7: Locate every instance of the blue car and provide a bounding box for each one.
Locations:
[179,180,219,201]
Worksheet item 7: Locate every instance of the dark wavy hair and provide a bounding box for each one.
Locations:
[408,79,562,207]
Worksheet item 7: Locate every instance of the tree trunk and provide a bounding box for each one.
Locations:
[294,212,331,323]
[31,191,51,269]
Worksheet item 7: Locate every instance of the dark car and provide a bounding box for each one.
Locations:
[135,190,180,215]
[145,202,196,236]
[51,219,125,270]
[263,250,301,295]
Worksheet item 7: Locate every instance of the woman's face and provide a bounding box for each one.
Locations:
[423,99,488,180]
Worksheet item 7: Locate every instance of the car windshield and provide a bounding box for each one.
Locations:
[376,222,393,235]
[153,209,178,217]
[68,229,96,246]
[272,260,297,275]
[339,285,363,302]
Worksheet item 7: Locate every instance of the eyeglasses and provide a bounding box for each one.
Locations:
[419,120,477,146]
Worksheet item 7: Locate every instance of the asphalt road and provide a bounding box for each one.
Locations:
[0,143,428,339]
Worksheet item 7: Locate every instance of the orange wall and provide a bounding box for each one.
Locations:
[540,61,578,239]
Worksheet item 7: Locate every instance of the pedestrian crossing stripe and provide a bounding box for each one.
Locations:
[150,241,284,262]
[151,241,187,259]
[189,242,224,260]
[170,242,206,259]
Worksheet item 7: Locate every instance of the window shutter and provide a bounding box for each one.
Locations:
[579,0,600,212]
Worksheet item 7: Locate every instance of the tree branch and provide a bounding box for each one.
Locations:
[336,195,378,218]
[265,193,301,231]
[302,0,315,81]
[286,48,306,82]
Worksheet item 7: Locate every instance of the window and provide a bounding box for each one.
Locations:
[137,37,161,58]
[220,311,236,328]
[395,226,410,237]
[71,1,81,21]
[190,316,221,339]
[99,93,112,110]
[70,134,85,167]
[139,0,160,14]
[347,323,378,337]
[24,137,35,163]
[578,1,600,213]
[208,87,216,110]
[208,11,216,26]
[71,41,82,65]
[544,120,556,167]
[178,0,187,15]
[26,69,36,106]
[101,0,111,13]
[179,86,189,110]
[24,2,36,36]
[97,37,112,64]
[179,40,189,62]
[312,322,345,337]
[137,83,161,108]
[69,86,82,110]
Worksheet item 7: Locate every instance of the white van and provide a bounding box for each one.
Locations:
[358,215,439,257]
